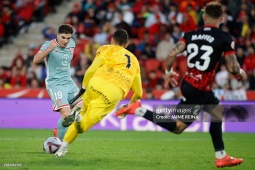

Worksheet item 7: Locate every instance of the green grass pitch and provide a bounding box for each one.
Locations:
[0,129,254,170]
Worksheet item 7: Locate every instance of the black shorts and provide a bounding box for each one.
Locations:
[176,80,219,125]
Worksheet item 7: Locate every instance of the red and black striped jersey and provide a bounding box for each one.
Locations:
[179,25,236,92]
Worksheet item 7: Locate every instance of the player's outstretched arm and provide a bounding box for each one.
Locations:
[165,41,186,72]
[33,40,58,64]
[225,54,247,81]
[130,74,143,103]
[164,41,185,88]
[82,57,103,87]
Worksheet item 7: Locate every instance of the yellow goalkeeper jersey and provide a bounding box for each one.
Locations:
[90,45,140,98]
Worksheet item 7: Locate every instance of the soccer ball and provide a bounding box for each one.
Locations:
[43,137,61,154]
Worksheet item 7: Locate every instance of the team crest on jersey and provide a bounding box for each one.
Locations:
[231,41,235,49]
[69,48,74,54]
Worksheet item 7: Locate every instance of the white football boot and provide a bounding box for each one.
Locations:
[54,146,68,157]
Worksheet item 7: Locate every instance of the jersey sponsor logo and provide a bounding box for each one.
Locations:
[185,71,202,80]
[115,70,131,84]
[56,67,68,71]
[191,34,214,43]
[90,86,111,105]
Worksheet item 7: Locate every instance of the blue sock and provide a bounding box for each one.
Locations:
[57,118,68,141]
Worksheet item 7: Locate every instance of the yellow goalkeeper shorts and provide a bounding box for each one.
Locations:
[80,77,123,131]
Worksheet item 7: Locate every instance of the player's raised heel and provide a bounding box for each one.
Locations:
[62,106,81,127]
[115,100,141,117]
[215,155,243,168]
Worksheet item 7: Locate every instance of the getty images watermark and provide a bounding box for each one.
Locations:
[153,105,199,122]
[152,104,253,122]
[154,107,198,122]
[1,163,23,167]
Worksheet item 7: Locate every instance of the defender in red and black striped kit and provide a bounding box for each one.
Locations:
[180,26,236,92]
[115,2,246,168]
[173,25,239,121]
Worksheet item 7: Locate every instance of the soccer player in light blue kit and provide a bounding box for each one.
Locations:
[33,24,82,141]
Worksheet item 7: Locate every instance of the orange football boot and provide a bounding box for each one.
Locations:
[53,128,58,137]
[216,155,243,168]
[115,100,141,116]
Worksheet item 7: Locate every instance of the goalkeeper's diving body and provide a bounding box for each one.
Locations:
[55,29,143,157]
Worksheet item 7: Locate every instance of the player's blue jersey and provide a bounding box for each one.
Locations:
[39,39,75,87]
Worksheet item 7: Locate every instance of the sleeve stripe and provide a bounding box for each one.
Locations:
[224,51,236,56]
[53,104,70,111]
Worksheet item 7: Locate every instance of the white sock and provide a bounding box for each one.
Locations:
[59,141,69,151]
[215,150,227,159]
[134,107,146,117]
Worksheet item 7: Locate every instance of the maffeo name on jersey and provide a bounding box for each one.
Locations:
[191,34,214,43]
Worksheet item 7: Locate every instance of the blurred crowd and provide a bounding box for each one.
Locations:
[0,0,65,47]
[0,0,255,101]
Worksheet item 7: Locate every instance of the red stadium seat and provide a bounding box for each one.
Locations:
[144,59,161,73]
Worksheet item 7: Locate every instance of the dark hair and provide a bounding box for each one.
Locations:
[112,29,128,46]
[204,2,223,19]
[58,24,73,34]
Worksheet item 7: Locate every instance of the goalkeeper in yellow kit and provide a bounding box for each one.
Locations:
[55,29,143,157]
